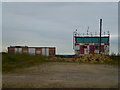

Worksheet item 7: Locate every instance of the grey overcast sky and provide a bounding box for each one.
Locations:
[2,2,118,54]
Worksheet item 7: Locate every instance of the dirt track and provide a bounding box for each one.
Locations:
[3,62,118,88]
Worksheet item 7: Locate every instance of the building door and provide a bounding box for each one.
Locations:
[89,45,94,54]
[80,45,84,54]
[101,45,104,53]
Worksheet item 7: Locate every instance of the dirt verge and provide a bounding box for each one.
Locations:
[3,62,118,88]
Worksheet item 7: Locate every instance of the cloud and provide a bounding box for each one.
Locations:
[2,2,118,54]
[2,0,119,2]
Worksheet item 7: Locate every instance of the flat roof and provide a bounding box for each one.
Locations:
[9,46,56,48]
[74,36,109,38]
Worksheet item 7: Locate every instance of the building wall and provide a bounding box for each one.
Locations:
[35,48,42,55]
[28,48,35,55]
[22,47,28,54]
[8,47,15,53]
[74,36,110,56]
[49,48,56,56]
[74,43,109,56]
[8,46,56,56]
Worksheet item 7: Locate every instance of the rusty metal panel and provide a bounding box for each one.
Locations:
[22,48,28,54]
[49,48,56,56]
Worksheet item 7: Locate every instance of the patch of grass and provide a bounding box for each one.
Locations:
[107,56,120,66]
[3,53,120,73]
[2,53,49,73]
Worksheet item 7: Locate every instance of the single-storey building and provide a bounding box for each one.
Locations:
[8,46,56,56]
[73,31,110,56]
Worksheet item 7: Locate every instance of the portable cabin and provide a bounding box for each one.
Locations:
[8,46,56,56]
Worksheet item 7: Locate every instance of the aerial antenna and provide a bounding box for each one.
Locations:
[87,26,89,35]
[107,31,110,35]
[75,29,77,32]
[74,29,77,36]
[90,32,92,36]
[104,31,106,35]
[99,19,102,54]
[83,33,84,36]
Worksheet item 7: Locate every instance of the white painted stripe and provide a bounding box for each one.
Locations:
[15,48,18,53]
[42,48,45,56]
[90,43,94,45]
[101,43,104,45]
[46,48,49,56]
[80,43,84,45]
[18,48,22,53]
[28,48,35,55]
[15,48,22,53]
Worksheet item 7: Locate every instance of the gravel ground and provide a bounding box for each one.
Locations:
[2,62,118,88]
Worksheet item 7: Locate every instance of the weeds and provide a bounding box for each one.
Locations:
[2,53,49,73]
[2,53,120,73]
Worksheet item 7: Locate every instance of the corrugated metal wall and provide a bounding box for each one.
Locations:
[74,43,109,55]
[15,48,22,53]
[42,48,46,56]
[46,48,49,56]
[28,48,35,55]
[74,36,110,56]
[8,47,56,56]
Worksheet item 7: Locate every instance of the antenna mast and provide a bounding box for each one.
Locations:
[99,19,102,54]
[87,26,89,35]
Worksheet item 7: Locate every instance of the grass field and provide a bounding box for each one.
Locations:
[109,55,120,66]
[2,53,49,73]
[2,53,120,73]
[2,53,119,88]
